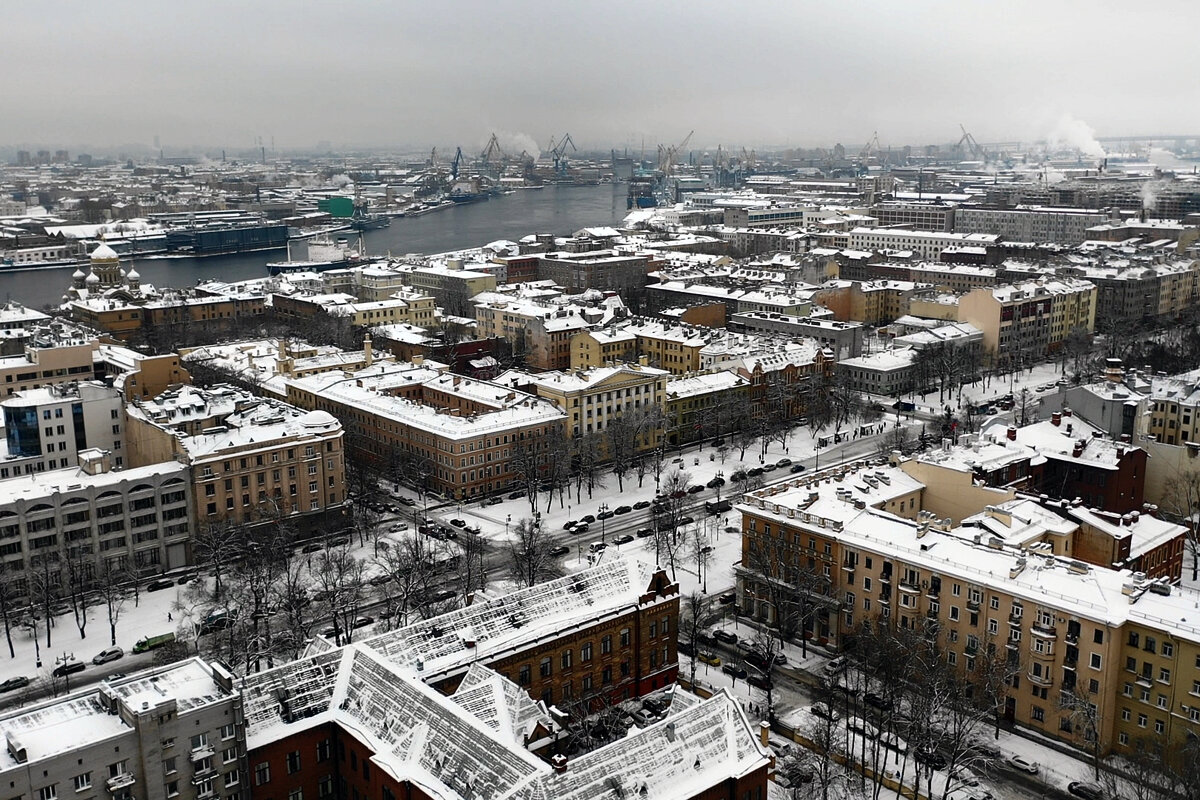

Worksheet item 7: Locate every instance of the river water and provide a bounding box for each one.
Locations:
[2,182,629,310]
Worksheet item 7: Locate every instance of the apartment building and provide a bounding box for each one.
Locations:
[869,201,955,233]
[475,300,604,371]
[125,385,345,532]
[731,313,865,359]
[241,558,766,800]
[408,261,497,314]
[953,206,1110,245]
[810,280,927,325]
[1,382,126,476]
[735,462,1200,756]
[847,227,999,260]
[836,348,918,396]
[536,250,650,293]
[623,320,712,375]
[568,328,636,370]
[1057,259,1200,331]
[0,343,109,398]
[958,279,1096,364]
[0,451,191,590]
[664,370,751,447]
[497,363,668,446]
[0,659,243,800]
[284,363,566,499]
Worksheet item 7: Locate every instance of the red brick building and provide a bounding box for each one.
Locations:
[242,559,769,800]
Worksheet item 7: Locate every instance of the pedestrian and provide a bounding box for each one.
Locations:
[167,612,172,622]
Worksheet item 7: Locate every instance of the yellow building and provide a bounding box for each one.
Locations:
[958,278,1096,365]
[625,321,711,376]
[570,328,637,370]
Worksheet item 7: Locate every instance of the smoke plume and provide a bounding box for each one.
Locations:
[1046,114,1105,159]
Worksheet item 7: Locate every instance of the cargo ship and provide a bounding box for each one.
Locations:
[163,218,290,257]
[266,235,378,275]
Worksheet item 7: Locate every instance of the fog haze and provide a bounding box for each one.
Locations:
[7,0,1199,153]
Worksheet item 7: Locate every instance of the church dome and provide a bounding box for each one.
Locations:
[85,271,100,285]
[72,269,86,280]
[90,242,119,261]
[127,267,140,281]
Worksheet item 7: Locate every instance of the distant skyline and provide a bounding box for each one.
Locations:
[5,0,1200,155]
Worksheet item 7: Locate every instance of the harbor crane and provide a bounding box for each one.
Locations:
[657,130,694,177]
[551,133,576,177]
[480,133,507,166]
[450,147,466,179]
[955,124,987,161]
[860,131,882,161]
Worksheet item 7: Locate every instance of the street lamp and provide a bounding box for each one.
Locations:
[599,503,609,544]
[505,514,511,538]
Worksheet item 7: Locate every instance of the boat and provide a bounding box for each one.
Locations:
[349,200,391,231]
[266,235,376,275]
[448,177,489,205]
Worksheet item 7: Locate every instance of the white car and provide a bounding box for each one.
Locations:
[1006,755,1039,774]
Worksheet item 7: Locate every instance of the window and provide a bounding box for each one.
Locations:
[220,723,236,740]
[581,643,592,662]
[222,748,237,764]
[1155,719,1165,734]
[601,635,612,654]
[317,739,331,762]
[38,787,56,800]
[988,619,998,634]
[191,734,209,750]
[1137,713,1147,728]
[1162,641,1174,657]
[166,781,179,798]
[163,758,177,775]
[1094,629,1104,644]
[539,657,552,678]
[225,771,240,788]
[1159,668,1171,684]
[1090,653,1102,670]
[624,627,634,644]
[518,665,531,685]
[1032,706,1044,722]
[254,763,270,786]
[561,650,572,670]
[289,791,303,800]
[990,597,999,610]
[73,774,91,793]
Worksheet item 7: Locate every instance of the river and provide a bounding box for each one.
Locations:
[1,182,630,310]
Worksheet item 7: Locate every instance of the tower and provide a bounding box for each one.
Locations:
[88,242,122,288]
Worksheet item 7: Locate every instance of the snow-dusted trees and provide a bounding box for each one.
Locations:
[506,518,560,588]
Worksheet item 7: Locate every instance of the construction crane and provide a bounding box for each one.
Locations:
[955,124,987,161]
[860,131,882,161]
[450,147,465,179]
[551,133,576,177]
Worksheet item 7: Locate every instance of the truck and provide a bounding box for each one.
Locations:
[705,499,732,515]
[132,632,176,654]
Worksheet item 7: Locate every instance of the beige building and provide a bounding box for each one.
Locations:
[0,343,97,397]
[570,328,637,370]
[126,385,346,533]
[958,278,1096,365]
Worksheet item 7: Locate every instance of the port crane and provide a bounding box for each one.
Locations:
[480,133,507,167]
[550,133,576,177]
[955,124,988,161]
[657,130,694,177]
[860,131,882,161]
[450,147,466,179]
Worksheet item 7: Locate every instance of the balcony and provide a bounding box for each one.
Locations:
[898,581,920,595]
[841,562,856,573]
[1065,632,1079,645]
[1030,646,1055,662]
[966,599,980,612]
[1008,616,1023,628]
[106,775,135,793]
[1027,671,1053,688]
[1031,622,1057,639]
[190,745,215,762]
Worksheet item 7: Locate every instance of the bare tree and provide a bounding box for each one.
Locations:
[311,547,366,646]
[1159,469,1200,582]
[1060,679,1105,780]
[507,518,560,588]
[63,550,94,640]
[374,533,443,627]
[798,700,847,800]
[0,561,21,658]
[96,562,128,647]
[193,518,244,601]
[28,554,61,651]
[678,592,715,687]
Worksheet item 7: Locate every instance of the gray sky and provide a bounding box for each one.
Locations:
[6,0,1199,154]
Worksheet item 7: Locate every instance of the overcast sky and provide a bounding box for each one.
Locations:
[6,0,1199,154]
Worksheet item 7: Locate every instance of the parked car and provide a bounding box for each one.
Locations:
[612,534,634,545]
[350,616,374,629]
[1068,782,1104,800]
[789,464,806,474]
[746,672,772,690]
[0,676,29,693]
[706,477,726,488]
[573,523,590,534]
[721,663,747,679]
[507,491,524,500]
[390,522,409,532]
[549,545,570,557]
[631,709,657,727]
[776,458,792,467]
[747,467,764,477]
[697,651,721,666]
[399,496,417,506]
[449,518,466,528]
[52,659,86,678]
[581,514,596,524]
[915,747,947,770]
[761,463,777,472]
[301,542,323,553]
[823,656,848,675]
[632,500,651,510]
[636,528,655,538]
[810,702,839,721]
[687,484,705,494]
[711,629,737,645]
[146,578,174,592]
[613,505,632,515]
[563,520,578,530]
[1006,755,1039,774]
[368,573,392,587]
[730,470,747,481]
[678,515,695,526]
[588,542,607,555]
[677,640,694,656]
[863,692,893,711]
[718,591,736,605]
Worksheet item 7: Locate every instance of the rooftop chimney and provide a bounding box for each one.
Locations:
[1006,426,1017,442]
[1051,412,1061,427]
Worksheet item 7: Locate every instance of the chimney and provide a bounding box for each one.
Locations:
[1051,412,1061,427]
[1006,426,1017,441]
[363,334,373,367]
[1073,442,1084,458]
[759,720,770,748]
[1063,408,1073,417]
[551,755,568,773]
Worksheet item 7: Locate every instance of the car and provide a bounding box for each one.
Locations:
[549,545,570,557]
[730,469,748,481]
[350,616,374,629]
[952,767,981,788]
[613,505,632,515]
[106,673,126,681]
[915,748,947,770]
[724,525,740,534]
[670,489,687,499]
[823,656,848,675]
[1006,755,1039,774]
[422,589,456,606]
[0,677,29,693]
[588,542,607,555]
[678,515,695,526]
[718,591,736,605]
[320,625,339,637]
[789,464,806,473]
[633,500,651,510]
[387,504,400,513]
[581,514,596,524]
[612,534,634,545]
[748,467,764,477]
[92,646,124,665]
[597,510,614,520]
[485,496,503,505]
[697,651,721,666]
[449,518,467,528]
[700,545,714,554]
[761,463,778,472]
[711,629,737,645]
[746,672,772,690]
[504,491,522,500]
[636,527,655,538]
[776,458,792,467]
[721,663,747,679]
[327,537,350,548]
[687,484,705,494]
[863,692,893,711]
[631,709,657,727]
[465,525,481,536]
[573,523,590,534]
[52,659,86,678]
[810,702,839,721]
[146,578,174,592]
[390,522,409,532]
[399,496,417,506]
[694,630,715,644]
[1068,782,1104,800]
[706,477,726,488]
[563,520,578,530]
[677,640,694,656]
